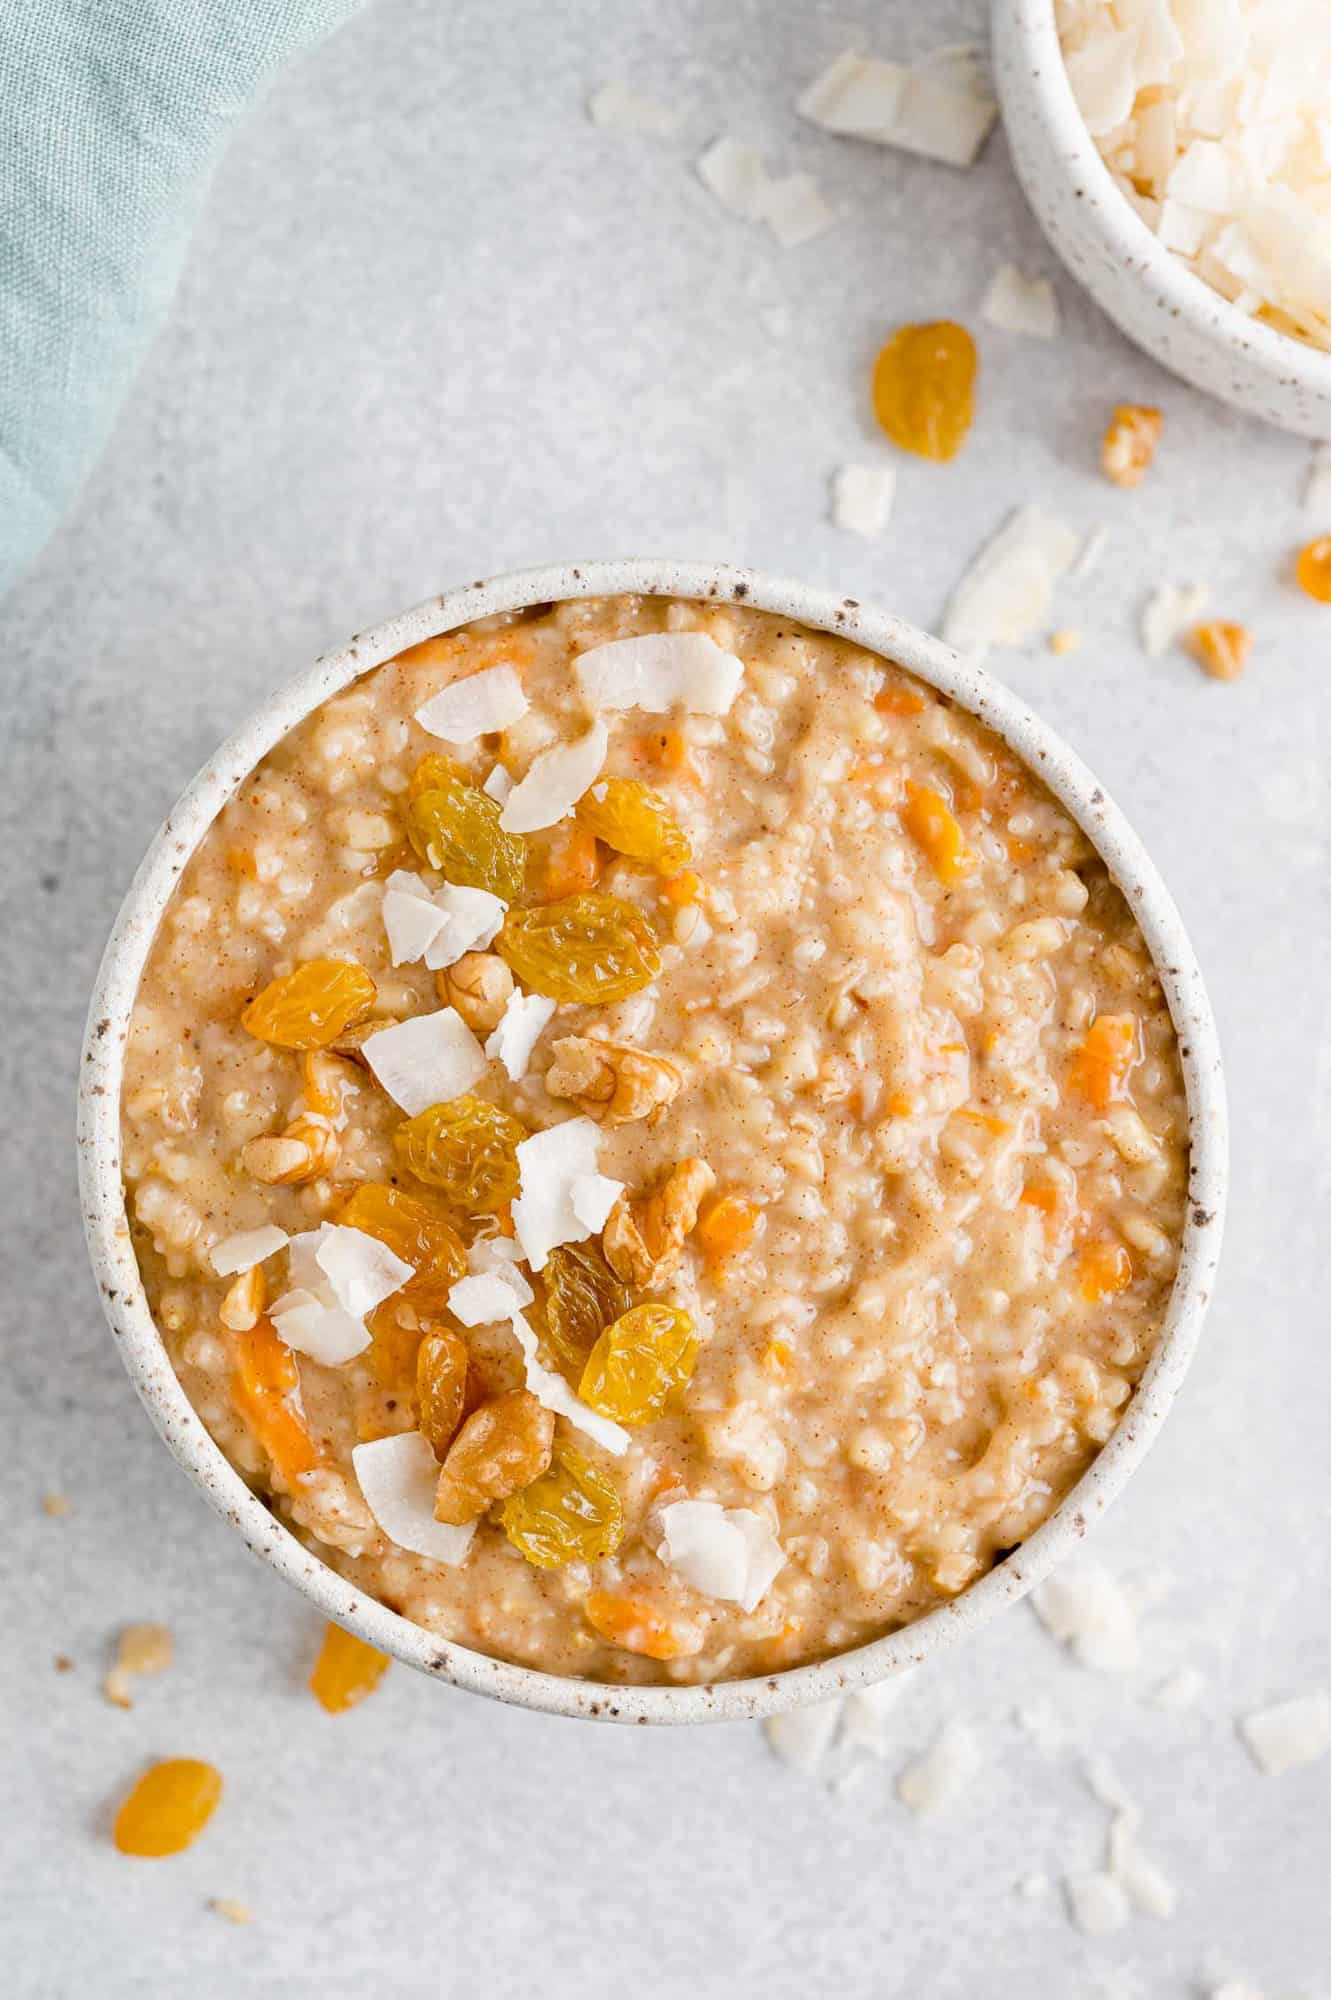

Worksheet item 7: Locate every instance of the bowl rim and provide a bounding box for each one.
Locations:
[78,556,1228,1725]
[996,0,1331,394]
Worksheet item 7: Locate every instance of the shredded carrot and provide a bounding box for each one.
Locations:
[230,1320,320,1483]
[902,781,975,885]
[697,1194,761,1271]
[885,1089,915,1117]
[1020,1182,1061,1218]
[225,845,258,880]
[1077,1241,1133,1303]
[1068,1013,1140,1112]
[956,1107,1009,1135]
[531,821,602,902]
[761,1338,793,1377]
[875,683,927,718]
[583,1591,700,1661]
[660,869,703,909]
[629,728,702,788]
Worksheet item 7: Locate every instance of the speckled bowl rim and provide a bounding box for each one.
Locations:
[994,0,1331,403]
[78,558,1227,1725]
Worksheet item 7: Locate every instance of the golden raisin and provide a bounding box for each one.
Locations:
[1069,1013,1140,1112]
[1102,404,1163,488]
[241,960,376,1050]
[579,1303,698,1425]
[871,321,977,461]
[497,893,661,1004]
[406,773,526,899]
[433,1391,555,1524]
[629,728,702,788]
[583,1590,704,1660]
[1190,620,1251,682]
[113,1759,223,1857]
[416,1326,469,1458]
[338,1182,466,1314]
[498,1438,624,1567]
[902,782,975,885]
[1296,535,1331,602]
[408,751,465,800]
[309,1623,392,1713]
[393,1094,524,1212]
[542,1240,632,1381]
[576,777,692,875]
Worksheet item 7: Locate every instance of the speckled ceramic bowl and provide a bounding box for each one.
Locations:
[994,0,1331,438]
[78,559,1228,1725]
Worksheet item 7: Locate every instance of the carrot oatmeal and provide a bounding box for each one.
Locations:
[120,595,1189,1685]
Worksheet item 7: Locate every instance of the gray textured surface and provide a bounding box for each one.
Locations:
[2,0,1328,1994]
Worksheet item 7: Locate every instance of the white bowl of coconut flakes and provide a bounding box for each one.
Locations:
[993,0,1331,436]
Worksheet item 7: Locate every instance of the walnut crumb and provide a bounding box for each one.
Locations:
[208,1898,254,1926]
[103,1622,175,1708]
[545,1035,684,1124]
[42,1492,71,1518]
[604,1158,716,1286]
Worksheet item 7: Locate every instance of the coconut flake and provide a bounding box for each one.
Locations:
[1031,1565,1140,1672]
[839,1668,917,1756]
[352,1432,476,1565]
[482,763,513,803]
[314,1224,413,1317]
[698,137,771,220]
[569,1172,622,1233]
[511,1116,622,1270]
[361,1009,487,1116]
[447,1271,531,1327]
[484,991,557,1081]
[655,1499,785,1612]
[798,47,996,167]
[1064,1870,1132,1937]
[896,1717,982,1814]
[764,1700,844,1773]
[980,263,1061,339]
[1238,1691,1331,1775]
[1109,1813,1178,1919]
[499,722,608,834]
[421,884,507,971]
[414,664,528,744]
[1066,30,1139,137]
[507,1310,629,1454]
[831,462,897,538]
[576,632,743,715]
[209,1224,289,1277]
[942,506,1080,658]
[382,871,450,967]
[1141,581,1210,657]
[270,1288,369,1366]
[588,80,681,137]
[1149,1664,1208,1711]
[761,172,837,248]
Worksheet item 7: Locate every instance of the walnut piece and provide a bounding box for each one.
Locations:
[545,1035,684,1125]
[103,1622,175,1709]
[433,1391,555,1525]
[603,1157,716,1286]
[436,952,514,1034]
[1102,403,1162,488]
[240,1116,338,1185]
[328,1016,401,1060]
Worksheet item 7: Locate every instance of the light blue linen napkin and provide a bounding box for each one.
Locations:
[0,0,365,596]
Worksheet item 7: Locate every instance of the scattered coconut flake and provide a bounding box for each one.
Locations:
[569,1172,623,1234]
[511,1116,622,1270]
[482,763,513,803]
[576,631,744,715]
[1031,1565,1140,1672]
[447,1271,533,1327]
[981,262,1061,338]
[839,1668,917,1756]
[1141,581,1210,658]
[1016,1871,1051,1900]
[1065,1869,1132,1937]
[507,1310,629,1454]
[697,136,768,218]
[1110,1813,1178,1919]
[209,1224,289,1277]
[1149,1664,1208,1712]
[361,1009,487,1116]
[764,1699,844,1773]
[896,1717,982,1814]
[421,884,507,972]
[208,1899,254,1926]
[485,991,557,1081]
[381,870,448,967]
[942,505,1081,657]
[352,1432,476,1565]
[1082,1752,1136,1814]
[656,1499,785,1612]
[414,664,528,744]
[798,46,997,166]
[1238,1690,1331,1775]
[588,79,681,138]
[1303,442,1331,515]
[1072,522,1109,578]
[499,721,609,834]
[831,462,897,538]
[269,1287,369,1366]
[467,1233,532,1291]
[761,172,837,248]
[314,1224,413,1318]
[103,1622,174,1709]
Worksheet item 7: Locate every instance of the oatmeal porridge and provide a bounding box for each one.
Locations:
[120,595,1189,1685]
